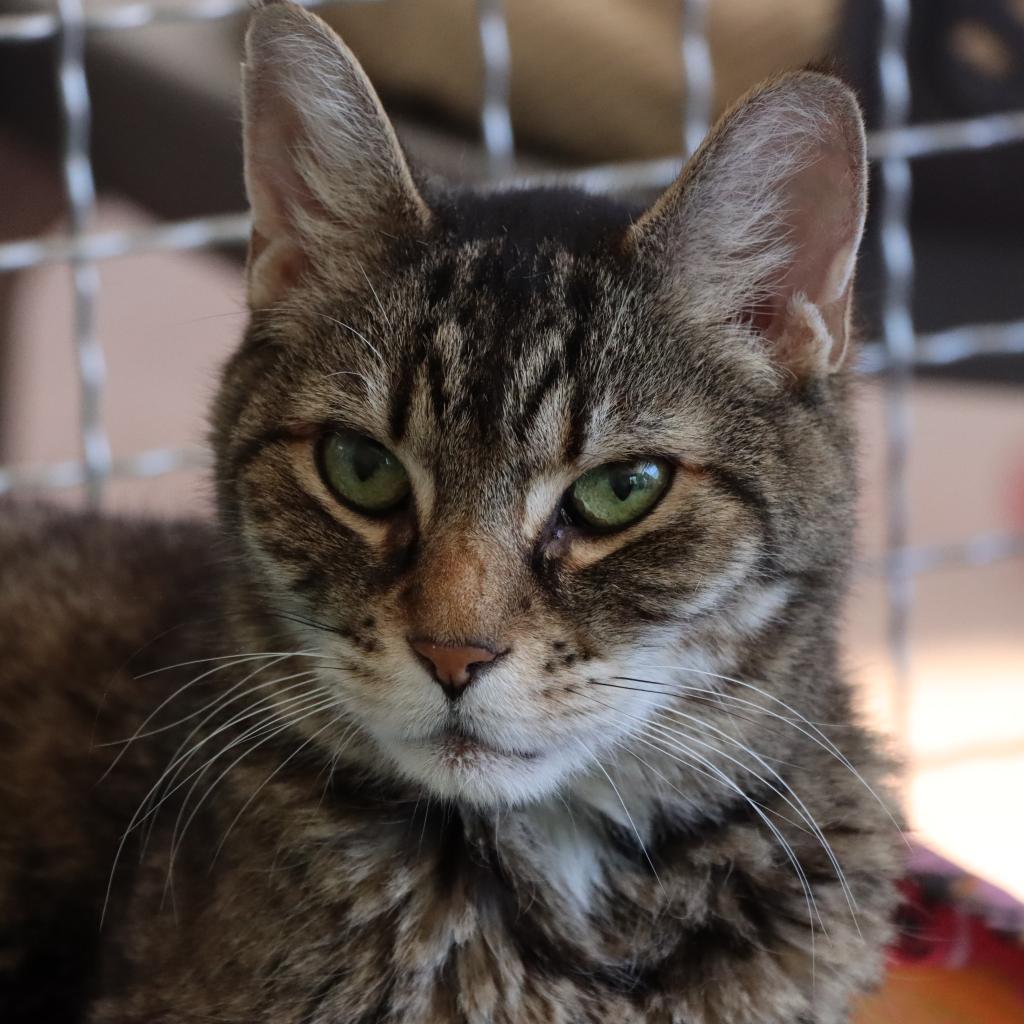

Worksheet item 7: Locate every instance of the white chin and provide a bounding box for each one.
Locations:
[383,736,566,808]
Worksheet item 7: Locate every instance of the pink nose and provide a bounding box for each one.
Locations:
[410,639,498,693]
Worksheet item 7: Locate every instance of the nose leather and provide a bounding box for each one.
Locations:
[410,639,497,690]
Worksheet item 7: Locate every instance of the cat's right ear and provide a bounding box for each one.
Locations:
[242,1,432,309]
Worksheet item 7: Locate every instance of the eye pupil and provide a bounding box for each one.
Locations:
[353,446,381,482]
[609,471,635,502]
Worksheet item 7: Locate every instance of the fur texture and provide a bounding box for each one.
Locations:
[0,4,901,1022]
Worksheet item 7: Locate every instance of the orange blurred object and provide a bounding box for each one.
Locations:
[856,965,1024,1024]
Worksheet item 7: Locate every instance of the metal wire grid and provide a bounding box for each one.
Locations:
[1,0,1023,717]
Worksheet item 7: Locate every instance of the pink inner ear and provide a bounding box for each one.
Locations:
[760,142,862,344]
[244,75,340,306]
[246,83,324,243]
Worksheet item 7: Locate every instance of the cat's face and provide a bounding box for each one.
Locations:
[216,4,867,808]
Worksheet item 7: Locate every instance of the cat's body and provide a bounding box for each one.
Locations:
[0,4,901,1021]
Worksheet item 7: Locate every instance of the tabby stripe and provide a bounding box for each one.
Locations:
[388,338,424,442]
[472,358,506,444]
[518,352,562,438]
[296,486,358,539]
[254,477,356,547]
[564,383,591,462]
[705,466,775,554]
[562,274,595,460]
[291,567,327,596]
[299,949,397,1023]
[225,427,297,482]
[425,257,456,307]
[648,919,758,987]
[488,858,643,997]
[426,347,447,423]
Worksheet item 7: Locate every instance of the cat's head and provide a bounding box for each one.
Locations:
[213,1,867,809]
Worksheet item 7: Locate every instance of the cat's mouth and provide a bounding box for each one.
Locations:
[432,725,540,762]
[378,721,565,805]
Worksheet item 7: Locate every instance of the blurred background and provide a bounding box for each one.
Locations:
[1,0,1023,1015]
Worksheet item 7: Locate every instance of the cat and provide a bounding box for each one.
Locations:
[0,2,902,1021]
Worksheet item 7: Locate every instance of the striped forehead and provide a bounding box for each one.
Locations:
[297,231,715,487]
[386,245,619,469]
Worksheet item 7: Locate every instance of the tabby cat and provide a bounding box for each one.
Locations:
[0,2,902,1021]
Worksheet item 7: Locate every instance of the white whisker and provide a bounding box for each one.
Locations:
[356,259,393,332]
[97,651,311,779]
[572,738,662,888]
[621,667,906,845]
[572,689,822,941]
[99,652,303,748]
[310,311,384,364]
[212,715,343,864]
[633,730,822,954]
[157,682,330,827]
[594,679,859,921]
[163,693,340,899]
[100,674,325,927]
[644,708,859,925]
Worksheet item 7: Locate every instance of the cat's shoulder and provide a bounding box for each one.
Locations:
[0,502,224,668]
[0,500,219,591]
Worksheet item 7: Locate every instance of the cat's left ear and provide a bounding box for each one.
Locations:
[630,72,867,378]
[241,1,432,309]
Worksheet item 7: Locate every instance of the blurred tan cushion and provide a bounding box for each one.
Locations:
[325,0,839,162]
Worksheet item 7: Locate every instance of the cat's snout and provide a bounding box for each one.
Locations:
[409,638,501,700]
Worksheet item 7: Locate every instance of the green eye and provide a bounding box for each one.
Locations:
[318,431,411,515]
[566,458,672,532]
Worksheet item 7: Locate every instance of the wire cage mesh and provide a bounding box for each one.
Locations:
[0,0,1023,747]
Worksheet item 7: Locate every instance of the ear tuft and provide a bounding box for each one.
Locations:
[631,72,867,379]
[242,1,431,309]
